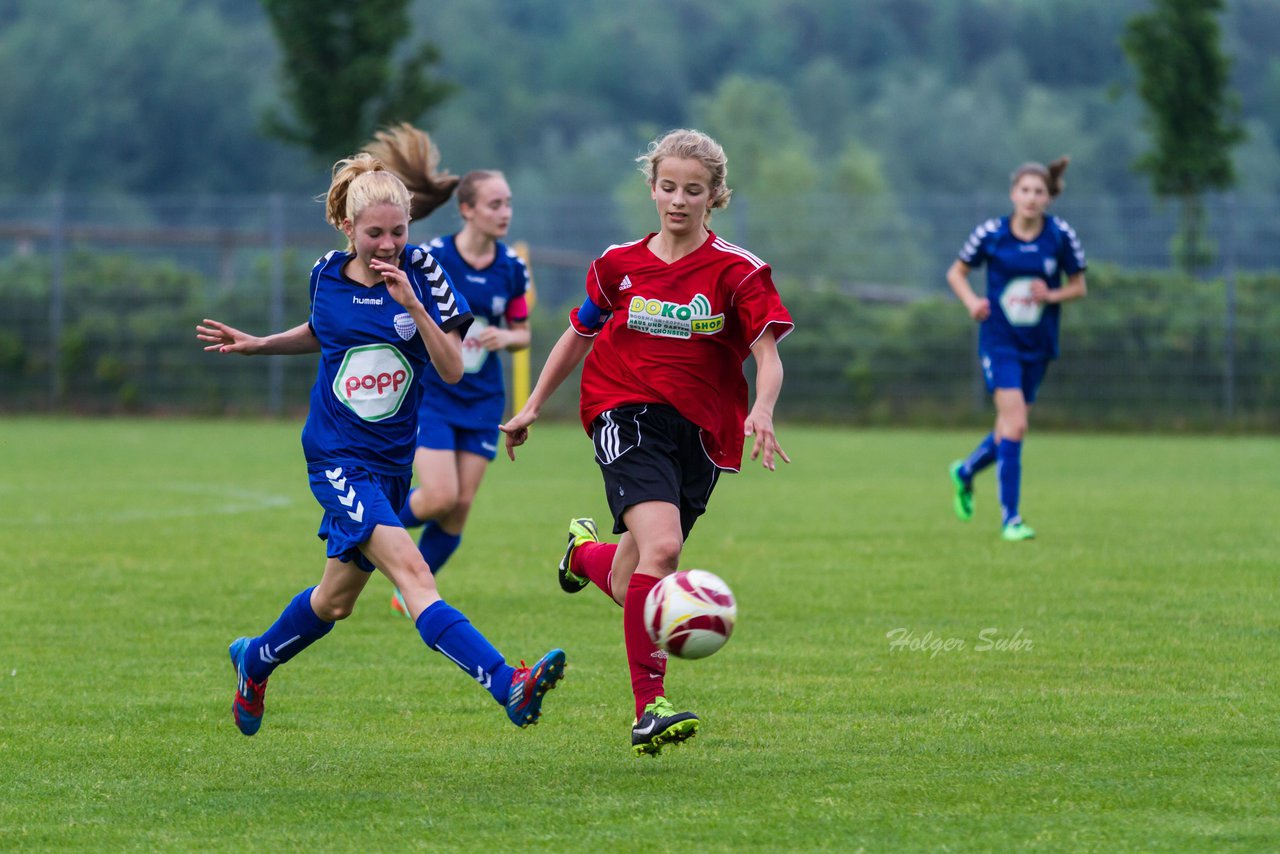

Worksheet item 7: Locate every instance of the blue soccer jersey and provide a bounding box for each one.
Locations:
[301,246,472,474]
[416,235,530,429]
[958,215,1086,360]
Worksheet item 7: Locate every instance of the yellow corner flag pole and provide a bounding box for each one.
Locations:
[511,241,536,414]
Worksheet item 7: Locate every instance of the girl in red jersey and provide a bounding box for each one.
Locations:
[501,129,793,756]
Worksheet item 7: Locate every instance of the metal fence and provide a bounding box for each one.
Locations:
[0,192,1276,430]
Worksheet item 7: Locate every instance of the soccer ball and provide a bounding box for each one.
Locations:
[644,570,737,659]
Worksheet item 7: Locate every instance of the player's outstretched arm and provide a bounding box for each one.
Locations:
[500,325,593,460]
[196,319,318,356]
[745,330,790,472]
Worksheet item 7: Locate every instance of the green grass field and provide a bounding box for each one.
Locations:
[2,417,1277,851]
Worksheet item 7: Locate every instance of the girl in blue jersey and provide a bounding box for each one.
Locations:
[365,125,532,598]
[195,153,564,736]
[945,157,1088,541]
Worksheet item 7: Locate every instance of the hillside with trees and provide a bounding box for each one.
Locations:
[2,0,1279,203]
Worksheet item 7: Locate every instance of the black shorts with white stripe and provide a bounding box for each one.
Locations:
[591,403,721,539]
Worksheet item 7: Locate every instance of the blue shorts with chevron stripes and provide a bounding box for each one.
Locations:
[307,463,409,572]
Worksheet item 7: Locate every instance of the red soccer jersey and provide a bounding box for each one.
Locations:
[570,231,794,470]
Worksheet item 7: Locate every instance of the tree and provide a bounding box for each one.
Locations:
[1123,0,1245,271]
[260,0,455,165]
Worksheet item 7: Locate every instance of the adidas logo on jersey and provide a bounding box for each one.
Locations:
[618,275,633,290]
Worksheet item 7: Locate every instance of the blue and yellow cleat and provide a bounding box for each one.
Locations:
[631,696,699,757]
[558,518,598,594]
[228,637,268,736]
[506,648,567,728]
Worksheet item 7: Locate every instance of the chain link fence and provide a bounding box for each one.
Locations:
[0,192,1276,430]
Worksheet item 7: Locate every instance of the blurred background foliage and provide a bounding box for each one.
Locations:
[2,0,1279,203]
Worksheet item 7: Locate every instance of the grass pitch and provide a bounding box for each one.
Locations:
[2,417,1277,851]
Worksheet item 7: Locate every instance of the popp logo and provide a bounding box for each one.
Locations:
[332,344,414,421]
[1000,278,1045,328]
[344,370,407,399]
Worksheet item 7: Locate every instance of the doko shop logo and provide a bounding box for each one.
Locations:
[626,293,724,339]
[332,344,413,421]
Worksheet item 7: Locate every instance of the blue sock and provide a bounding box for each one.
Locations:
[418,521,462,575]
[960,432,998,482]
[244,587,334,682]
[996,438,1023,526]
[397,488,423,528]
[415,600,515,705]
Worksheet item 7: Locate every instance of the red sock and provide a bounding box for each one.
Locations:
[623,572,666,719]
[573,541,620,603]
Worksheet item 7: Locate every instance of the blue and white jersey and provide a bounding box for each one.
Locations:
[958,215,1086,360]
[301,246,473,474]
[417,235,530,429]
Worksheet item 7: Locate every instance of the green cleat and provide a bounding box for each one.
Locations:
[631,696,699,757]
[1001,521,1036,542]
[949,460,974,522]
[558,517,599,594]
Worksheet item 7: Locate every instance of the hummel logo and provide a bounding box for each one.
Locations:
[618,275,633,291]
[633,719,657,736]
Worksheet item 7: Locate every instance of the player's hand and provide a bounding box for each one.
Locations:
[370,258,421,310]
[967,297,991,322]
[1029,279,1053,303]
[745,411,790,472]
[499,409,538,460]
[475,326,506,351]
[196,318,258,355]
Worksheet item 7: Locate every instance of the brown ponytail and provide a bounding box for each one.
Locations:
[363,123,460,222]
[1010,156,1071,198]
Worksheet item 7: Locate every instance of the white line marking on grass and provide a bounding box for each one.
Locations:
[0,484,296,527]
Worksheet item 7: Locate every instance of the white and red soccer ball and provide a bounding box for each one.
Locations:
[644,569,737,659]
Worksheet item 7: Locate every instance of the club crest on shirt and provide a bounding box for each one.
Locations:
[626,293,724,339]
[393,312,417,341]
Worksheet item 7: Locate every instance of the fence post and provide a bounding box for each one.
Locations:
[267,193,285,415]
[1222,193,1236,422]
[48,192,65,407]
[970,195,985,414]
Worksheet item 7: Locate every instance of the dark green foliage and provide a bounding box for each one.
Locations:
[3,249,1276,429]
[5,0,1280,199]
[1123,0,1246,270]
[0,249,318,414]
[516,267,1279,433]
[260,0,455,164]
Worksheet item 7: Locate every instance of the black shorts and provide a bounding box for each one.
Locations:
[591,403,721,540]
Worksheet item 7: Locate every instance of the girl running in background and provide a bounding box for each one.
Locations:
[196,153,564,736]
[500,129,793,756]
[362,125,531,606]
[945,157,1088,541]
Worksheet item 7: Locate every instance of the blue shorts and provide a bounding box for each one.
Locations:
[981,352,1050,403]
[308,464,409,572]
[416,409,500,461]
